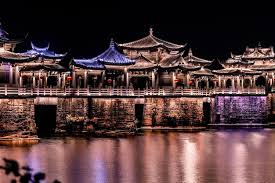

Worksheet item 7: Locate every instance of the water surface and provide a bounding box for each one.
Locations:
[1,129,275,183]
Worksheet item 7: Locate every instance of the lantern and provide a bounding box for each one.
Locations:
[107,78,112,84]
[67,76,72,81]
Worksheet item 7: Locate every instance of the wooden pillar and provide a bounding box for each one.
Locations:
[15,66,19,86]
[232,78,235,89]
[58,74,61,88]
[237,76,240,89]
[151,71,155,88]
[241,77,244,89]
[9,65,13,85]
[250,77,253,87]
[206,78,209,89]
[62,73,66,88]
[72,69,76,88]
[195,79,199,88]
[156,72,159,88]
[32,73,36,88]
[19,74,22,87]
[253,76,256,87]
[223,79,226,88]
[218,76,221,88]
[186,73,190,88]
[45,73,48,87]
[84,71,87,88]
[126,71,129,88]
[172,71,176,88]
[101,71,105,88]
[38,72,41,87]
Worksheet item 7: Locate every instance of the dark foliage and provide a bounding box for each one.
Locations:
[0,158,60,183]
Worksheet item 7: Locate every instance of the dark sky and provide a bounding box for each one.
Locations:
[1,0,275,61]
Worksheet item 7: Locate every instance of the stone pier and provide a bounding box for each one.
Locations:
[0,95,274,133]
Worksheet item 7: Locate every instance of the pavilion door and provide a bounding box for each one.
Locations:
[35,105,57,137]
[135,104,144,128]
[131,77,149,89]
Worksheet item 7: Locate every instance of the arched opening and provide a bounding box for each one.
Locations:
[243,79,251,88]
[256,76,266,87]
[198,80,207,89]
[35,105,57,137]
[226,79,232,88]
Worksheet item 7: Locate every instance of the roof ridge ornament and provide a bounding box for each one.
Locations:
[188,48,193,56]
[258,42,262,48]
[149,27,153,36]
[109,38,115,49]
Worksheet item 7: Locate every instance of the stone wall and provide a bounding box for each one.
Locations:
[91,98,136,130]
[143,97,204,126]
[56,98,88,130]
[0,98,35,132]
[214,96,268,124]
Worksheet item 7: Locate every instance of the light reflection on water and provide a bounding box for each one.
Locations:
[1,129,275,183]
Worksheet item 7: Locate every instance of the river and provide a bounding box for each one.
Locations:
[1,129,275,183]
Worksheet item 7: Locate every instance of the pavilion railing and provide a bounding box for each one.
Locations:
[0,86,266,97]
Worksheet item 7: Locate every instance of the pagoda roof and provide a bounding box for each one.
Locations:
[118,28,185,51]
[191,67,214,77]
[158,52,201,70]
[0,23,26,44]
[242,43,275,59]
[183,49,212,64]
[128,54,156,71]
[159,53,183,68]
[22,42,67,59]
[19,64,67,72]
[88,39,135,66]
[250,65,275,71]
[212,68,262,75]
[73,58,105,70]
[225,55,254,65]
[0,47,37,63]
[205,59,224,70]
[0,23,9,42]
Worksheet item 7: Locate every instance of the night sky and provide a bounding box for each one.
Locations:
[1,1,275,61]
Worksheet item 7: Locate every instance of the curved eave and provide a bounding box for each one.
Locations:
[20,65,68,72]
[0,56,38,63]
[128,66,157,71]
[119,43,185,51]
[100,61,135,66]
[72,59,105,70]
[250,67,275,71]
[157,65,179,70]
[180,65,201,71]
[212,70,262,75]
[223,61,254,65]
[73,63,105,70]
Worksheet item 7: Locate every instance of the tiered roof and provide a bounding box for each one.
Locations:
[23,42,66,59]
[212,68,262,75]
[0,47,36,63]
[19,64,67,72]
[242,43,274,59]
[128,54,156,71]
[0,23,9,42]
[183,49,212,65]
[73,39,135,69]
[118,28,185,51]
[191,67,214,77]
